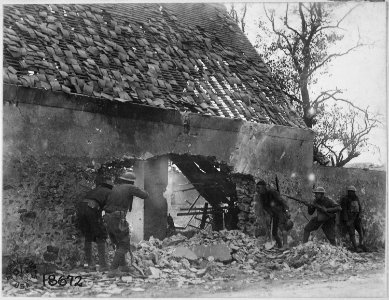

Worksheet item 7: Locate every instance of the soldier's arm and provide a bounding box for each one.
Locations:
[340,197,348,221]
[326,198,342,213]
[129,186,149,199]
[271,190,289,210]
[307,202,316,215]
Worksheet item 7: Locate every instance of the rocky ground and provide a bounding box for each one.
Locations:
[2,230,386,297]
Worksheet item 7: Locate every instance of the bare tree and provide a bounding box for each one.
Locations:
[227,2,380,167]
[228,3,247,34]
[261,2,365,128]
[314,104,381,167]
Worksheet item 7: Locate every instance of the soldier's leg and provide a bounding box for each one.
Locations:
[347,222,358,250]
[303,217,321,243]
[322,219,336,245]
[84,239,92,266]
[272,216,282,248]
[96,239,107,269]
[97,218,108,268]
[354,218,364,245]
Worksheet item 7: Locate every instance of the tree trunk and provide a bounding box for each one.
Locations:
[300,76,313,128]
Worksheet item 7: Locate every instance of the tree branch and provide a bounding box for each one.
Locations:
[313,90,367,114]
[284,4,302,38]
[308,41,364,77]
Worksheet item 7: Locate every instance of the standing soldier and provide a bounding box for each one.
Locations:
[303,187,342,245]
[255,180,293,249]
[77,175,113,271]
[104,171,149,276]
[340,186,366,252]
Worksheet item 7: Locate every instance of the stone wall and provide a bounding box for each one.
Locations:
[2,156,92,268]
[313,166,386,248]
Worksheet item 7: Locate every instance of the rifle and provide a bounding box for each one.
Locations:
[281,194,331,216]
[275,176,280,192]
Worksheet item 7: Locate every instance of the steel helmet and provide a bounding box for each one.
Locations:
[347,186,357,192]
[313,186,325,193]
[256,180,266,186]
[119,171,136,182]
[95,175,113,186]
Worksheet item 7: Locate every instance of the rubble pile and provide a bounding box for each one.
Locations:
[2,230,384,297]
[285,241,373,274]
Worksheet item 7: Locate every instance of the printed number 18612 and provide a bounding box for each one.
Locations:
[43,274,83,287]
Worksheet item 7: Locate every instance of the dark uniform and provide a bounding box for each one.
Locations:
[303,187,341,245]
[104,178,148,270]
[77,178,112,268]
[340,186,365,251]
[256,181,292,248]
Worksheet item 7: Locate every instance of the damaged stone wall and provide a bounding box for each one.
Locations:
[231,173,311,246]
[313,166,386,248]
[2,154,134,267]
[3,87,313,262]
[2,156,93,267]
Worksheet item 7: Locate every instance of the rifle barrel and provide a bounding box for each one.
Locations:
[282,194,331,216]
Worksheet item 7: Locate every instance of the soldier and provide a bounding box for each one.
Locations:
[76,175,113,271]
[340,186,366,252]
[104,171,149,276]
[255,180,293,249]
[303,187,342,245]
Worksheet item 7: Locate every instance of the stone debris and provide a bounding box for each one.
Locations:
[172,247,198,261]
[2,230,384,296]
[192,244,232,263]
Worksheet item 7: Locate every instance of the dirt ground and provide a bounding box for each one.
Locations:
[3,263,386,298]
[124,267,387,298]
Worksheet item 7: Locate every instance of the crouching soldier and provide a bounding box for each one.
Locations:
[340,186,366,252]
[104,171,149,276]
[303,187,342,245]
[77,175,113,271]
[255,180,293,249]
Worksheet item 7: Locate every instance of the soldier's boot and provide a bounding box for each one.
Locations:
[117,248,130,273]
[350,235,359,251]
[107,252,123,278]
[303,230,310,243]
[97,242,108,272]
[84,241,92,268]
[274,235,283,248]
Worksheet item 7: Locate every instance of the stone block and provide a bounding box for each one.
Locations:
[191,244,232,263]
[172,246,198,261]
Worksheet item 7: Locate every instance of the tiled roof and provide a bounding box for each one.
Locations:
[3,3,306,127]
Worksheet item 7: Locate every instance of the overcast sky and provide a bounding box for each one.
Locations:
[226,1,387,166]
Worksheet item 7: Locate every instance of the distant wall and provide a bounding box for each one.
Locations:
[313,165,386,247]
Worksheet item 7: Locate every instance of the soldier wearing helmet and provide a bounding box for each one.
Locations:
[104,171,149,276]
[255,180,293,249]
[76,175,113,271]
[340,186,366,252]
[303,186,341,245]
